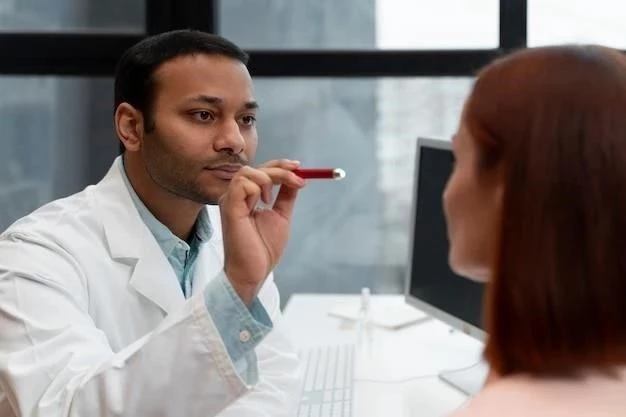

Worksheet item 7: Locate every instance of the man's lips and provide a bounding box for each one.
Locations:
[205,164,243,180]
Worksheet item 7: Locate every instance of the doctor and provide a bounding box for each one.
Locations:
[0,30,305,416]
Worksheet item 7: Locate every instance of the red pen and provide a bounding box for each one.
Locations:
[293,168,346,180]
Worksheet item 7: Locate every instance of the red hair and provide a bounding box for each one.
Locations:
[465,45,626,376]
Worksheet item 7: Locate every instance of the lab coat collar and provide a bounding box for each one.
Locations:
[91,156,185,314]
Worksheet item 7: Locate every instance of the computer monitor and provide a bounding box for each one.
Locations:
[404,137,486,342]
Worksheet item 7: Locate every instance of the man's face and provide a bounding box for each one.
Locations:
[141,54,258,204]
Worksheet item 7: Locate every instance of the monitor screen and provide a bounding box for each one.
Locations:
[405,138,485,339]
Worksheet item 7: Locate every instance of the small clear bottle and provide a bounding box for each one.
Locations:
[356,287,373,350]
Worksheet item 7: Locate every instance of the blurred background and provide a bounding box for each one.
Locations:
[1,0,625,306]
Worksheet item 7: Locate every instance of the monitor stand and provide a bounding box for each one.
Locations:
[438,360,489,396]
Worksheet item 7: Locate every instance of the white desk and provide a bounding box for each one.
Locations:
[281,294,485,417]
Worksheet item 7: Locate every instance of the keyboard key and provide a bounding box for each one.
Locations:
[314,348,328,391]
[332,402,343,417]
[298,405,310,417]
[311,404,321,417]
[334,388,343,402]
[304,348,318,391]
[344,346,353,388]
[323,390,333,403]
[325,345,338,389]
[334,346,346,389]
[321,403,331,416]
[344,401,351,417]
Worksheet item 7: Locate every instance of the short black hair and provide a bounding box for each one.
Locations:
[114,29,249,131]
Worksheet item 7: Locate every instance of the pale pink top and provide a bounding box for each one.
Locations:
[450,368,626,417]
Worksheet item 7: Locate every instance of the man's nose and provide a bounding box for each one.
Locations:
[214,120,245,154]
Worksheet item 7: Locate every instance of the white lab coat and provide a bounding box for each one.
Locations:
[0,159,303,417]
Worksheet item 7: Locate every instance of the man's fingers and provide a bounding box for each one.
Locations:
[260,167,305,189]
[258,159,301,170]
[238,166,305,195]
[272,184,300,219]
[241,179,262,212]
[222,165,305,217]
[236,166,274,204]
[224,175,263,212]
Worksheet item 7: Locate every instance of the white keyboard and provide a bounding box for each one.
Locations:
[297,344,355,417]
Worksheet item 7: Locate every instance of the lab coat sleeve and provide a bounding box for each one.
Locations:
[217,272,304,417]
[0,232,254,417]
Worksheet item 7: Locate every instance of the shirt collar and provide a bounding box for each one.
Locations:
[117,156,213,256]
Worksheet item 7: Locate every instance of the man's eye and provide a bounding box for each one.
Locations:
[240,115,257,126]
[192,111,214,121]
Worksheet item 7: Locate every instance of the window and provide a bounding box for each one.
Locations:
[252,77,472,299]
[0,0,527,299]
[528,0,626,48]
[0,0,144,32]
[0,77,117,230]
[220,0,499,50]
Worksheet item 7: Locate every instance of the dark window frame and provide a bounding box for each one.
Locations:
[0,0,528,77]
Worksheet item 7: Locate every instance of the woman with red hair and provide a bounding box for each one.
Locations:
[444,45,626,416]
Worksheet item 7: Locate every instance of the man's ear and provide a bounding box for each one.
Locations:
[115,103,145,152]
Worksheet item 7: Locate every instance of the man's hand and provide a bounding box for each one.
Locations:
[219,159,305,304]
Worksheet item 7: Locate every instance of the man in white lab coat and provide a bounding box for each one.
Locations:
[0,30,306,417]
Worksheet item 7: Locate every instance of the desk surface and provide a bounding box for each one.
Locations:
[282,294,484,417]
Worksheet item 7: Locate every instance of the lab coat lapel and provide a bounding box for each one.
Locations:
[129,248,185,315]
[92,157,185,314]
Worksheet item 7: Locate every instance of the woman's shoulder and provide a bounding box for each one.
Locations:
[449,376,536,417]
[449,370,626,417]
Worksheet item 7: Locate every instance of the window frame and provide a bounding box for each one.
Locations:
[0,0,528,77]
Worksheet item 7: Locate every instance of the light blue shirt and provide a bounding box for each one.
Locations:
[118,157,272,383]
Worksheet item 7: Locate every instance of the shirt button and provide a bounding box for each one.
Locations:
[239,330,251,343]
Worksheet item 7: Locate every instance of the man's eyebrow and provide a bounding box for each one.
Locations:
[186,95,223,105]
[185,95,259,110]
[244,101,259,110]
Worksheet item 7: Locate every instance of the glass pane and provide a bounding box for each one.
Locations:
[0,0,144,32]
[0,77,118,230]
[220,0,498,50]
[252,78,472,301]
[529,0,626,48]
